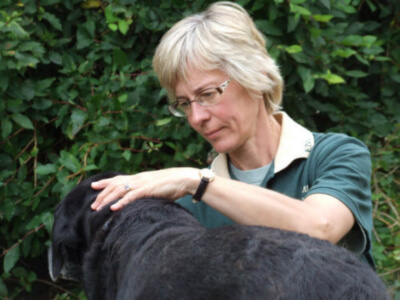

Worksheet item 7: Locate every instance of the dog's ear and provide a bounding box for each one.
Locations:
[49,243,82,282]
[49,210,84,282]
[49,171,124,282]
[48,243,63,281]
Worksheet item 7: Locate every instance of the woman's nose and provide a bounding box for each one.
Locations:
[188,102,211,126]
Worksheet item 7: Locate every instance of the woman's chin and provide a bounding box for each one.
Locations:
[210,141,236,154]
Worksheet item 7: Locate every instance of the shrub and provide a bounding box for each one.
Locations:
[0,0,398,298]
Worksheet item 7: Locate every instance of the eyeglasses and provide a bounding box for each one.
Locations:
[168,78,231,117]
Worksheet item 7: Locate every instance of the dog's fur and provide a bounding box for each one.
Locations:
[49,172,389,300]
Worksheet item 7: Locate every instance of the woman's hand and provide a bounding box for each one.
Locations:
[90,168,199,211]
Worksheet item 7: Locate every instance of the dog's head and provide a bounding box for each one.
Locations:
[48,172,123,282]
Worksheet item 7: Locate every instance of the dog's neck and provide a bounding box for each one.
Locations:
[89,199,202,253]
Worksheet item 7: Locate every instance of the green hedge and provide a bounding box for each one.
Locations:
[1,0,399,298]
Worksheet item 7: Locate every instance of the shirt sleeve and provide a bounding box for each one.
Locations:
[305,133,373,258]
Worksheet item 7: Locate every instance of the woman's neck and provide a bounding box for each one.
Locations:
[228,113,281,170]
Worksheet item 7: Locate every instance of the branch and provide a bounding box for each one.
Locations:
[51,100,87,111]
[35,279,79,298]
[0,224,45,258]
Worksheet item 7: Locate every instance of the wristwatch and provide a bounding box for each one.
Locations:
[192,168,215,203]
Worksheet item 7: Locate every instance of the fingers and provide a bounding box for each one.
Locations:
[90,168,197,211]
[110,193,135,211]
[91,175,135,211]
[91,178,111,190]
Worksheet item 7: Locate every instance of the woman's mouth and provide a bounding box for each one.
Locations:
[204,128,223,140]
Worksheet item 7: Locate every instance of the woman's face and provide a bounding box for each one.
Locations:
[175,69,264,154]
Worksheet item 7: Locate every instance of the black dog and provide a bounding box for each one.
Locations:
[49,172,389,299]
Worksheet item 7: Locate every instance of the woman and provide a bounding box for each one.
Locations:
[91,2,374,267]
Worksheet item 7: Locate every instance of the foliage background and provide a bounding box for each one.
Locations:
[0,0,399,298]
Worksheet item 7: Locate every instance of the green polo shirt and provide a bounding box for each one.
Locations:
[177,112,374,267]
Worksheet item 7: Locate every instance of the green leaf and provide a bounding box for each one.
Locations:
[96,116,111,127]
[71,109,87,127]
[85,20,96,38]
[41,212,54,234]
[374,56,391,62]
[36,164,57,175]
[155,117,172,126]
[14,52,39,69]
[42,12,62,31]
[290,52,310,64]
[59,150,81,172]
[83,164,99,171]
[32,99,52,110]
[355,54,370,66]
[27,271,37,283]
[363,35,377,47]
[8,21,29,38]
[1,118,12,139]
[36,78,56,91]
[287,14,300,32]
[11,113,34,130]
[316,71,346,85]
[68,109,87,138]
[0,72,10,91]
[255,20,283,36]
[122,149,132,161]
[319,0,331,9]
[336,4,357,14]
[105,5,119,23]
[312,14,333,22]
[113,48,128,66]
[4,245,20,273]
[342,35,363,46]
[0,278,7,296]
[118,20,129,35]
[108,23,118,31]
[21,80,35,100]
[237,0,252,5]
[118,94,128,103]
[303,77,315,93]
[290,0,306,4]
[251,0,265,11]
[366,0,377,12]
[371,113,386,126]
[346,70,368,78]
[332,48,357,58]
[30,147,39,157]
[81,0,102,8]
[18,41,45,55]
[290,4,311,16]
[285,45,303,54]
[298,66,314,93]
[77,25,93,49]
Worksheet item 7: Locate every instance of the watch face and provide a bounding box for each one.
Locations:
[201,168,215,180]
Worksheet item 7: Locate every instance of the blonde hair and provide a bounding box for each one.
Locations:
[152,1,283,114]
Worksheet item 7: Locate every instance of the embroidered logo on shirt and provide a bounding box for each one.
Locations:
[304,139,313,152]
[302,185,309,194]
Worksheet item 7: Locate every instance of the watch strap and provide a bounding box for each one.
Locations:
[192,178,209,203]
[192,169,215,203]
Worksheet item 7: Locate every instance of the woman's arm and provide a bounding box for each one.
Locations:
[90,167,354,244]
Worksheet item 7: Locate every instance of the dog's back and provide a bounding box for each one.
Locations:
[50,173,390,300]
[82,198,388,300]
[111,204,388,300]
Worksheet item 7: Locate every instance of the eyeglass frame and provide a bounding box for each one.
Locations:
[168,78,231,117]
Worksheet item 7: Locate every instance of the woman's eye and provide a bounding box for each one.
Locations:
[202,91,216,98]
[199,90,218,101]
[178,101,191,108]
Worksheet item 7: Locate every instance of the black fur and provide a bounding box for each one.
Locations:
[49,172,389,300]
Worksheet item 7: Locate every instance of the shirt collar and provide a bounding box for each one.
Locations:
[211,112,315,177]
